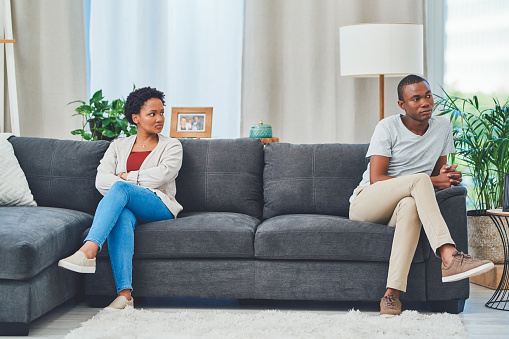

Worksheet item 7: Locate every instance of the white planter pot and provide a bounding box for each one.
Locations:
[467,214,505,264]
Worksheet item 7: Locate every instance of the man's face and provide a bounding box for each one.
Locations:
[194,116,199,122]
[180,117,187,127]
[397,81,434,122]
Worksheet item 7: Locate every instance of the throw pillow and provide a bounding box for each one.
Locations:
[0,137,37,206]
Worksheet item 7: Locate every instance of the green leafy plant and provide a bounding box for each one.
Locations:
[69,89,137,141]
[435,91,509,213]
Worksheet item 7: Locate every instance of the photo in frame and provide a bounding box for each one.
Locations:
[170,107,213,138]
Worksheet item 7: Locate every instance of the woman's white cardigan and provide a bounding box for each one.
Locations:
[95,134,183,217]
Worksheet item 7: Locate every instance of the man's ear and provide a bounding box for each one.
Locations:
[397,100,405,111]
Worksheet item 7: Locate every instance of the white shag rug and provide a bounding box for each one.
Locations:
[65,308,468,339]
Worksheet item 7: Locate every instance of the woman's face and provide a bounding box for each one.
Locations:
[132,98,164,134]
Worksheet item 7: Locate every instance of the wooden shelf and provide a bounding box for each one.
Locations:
[260,137,279,145]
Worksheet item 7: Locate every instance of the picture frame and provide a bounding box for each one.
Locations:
[170,107,213,138]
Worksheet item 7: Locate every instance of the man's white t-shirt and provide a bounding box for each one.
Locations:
[349,114,455,202]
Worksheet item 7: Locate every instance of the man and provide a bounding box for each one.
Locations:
[349,74,494,317]
[191,115,204,131]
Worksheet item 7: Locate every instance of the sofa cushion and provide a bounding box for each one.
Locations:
[263,143,369,219]
[176,138,264,219]
[0,207,93,280]
[9,137,110,215]
[0,137,36,206]
[254,214,426,263]
[90,212,260,259]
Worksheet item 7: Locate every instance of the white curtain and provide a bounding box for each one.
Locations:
[7,0,87,139]
[242,0,425,144]
[89,0,244,139]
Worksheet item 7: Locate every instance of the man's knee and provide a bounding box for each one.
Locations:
[398,197,417,211]
[409,173,432,187]
[412,173,430,181]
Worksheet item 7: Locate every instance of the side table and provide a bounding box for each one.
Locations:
[485,209,509,310]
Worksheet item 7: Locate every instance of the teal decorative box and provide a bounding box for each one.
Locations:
[249,121,272,138]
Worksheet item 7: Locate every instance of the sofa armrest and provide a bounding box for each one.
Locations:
[425,185,469,302]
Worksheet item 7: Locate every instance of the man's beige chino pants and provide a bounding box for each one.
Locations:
[349,173,455,292]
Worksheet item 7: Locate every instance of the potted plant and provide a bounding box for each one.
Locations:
[436,91,509,263]
[69,89,137,141]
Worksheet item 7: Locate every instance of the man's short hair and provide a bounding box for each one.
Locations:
[397,74,429,101]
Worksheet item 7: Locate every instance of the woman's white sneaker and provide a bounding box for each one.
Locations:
[105,296,134,310]
[58,251,96,273]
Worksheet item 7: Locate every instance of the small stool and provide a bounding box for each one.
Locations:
[485,209,509,311]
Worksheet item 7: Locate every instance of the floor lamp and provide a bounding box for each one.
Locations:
[339,23,423,121]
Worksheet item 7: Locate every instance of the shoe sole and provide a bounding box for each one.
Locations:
[380,313,399,318]
[104,304,134,311]
[58,259,96,273]
[442,262,494,283]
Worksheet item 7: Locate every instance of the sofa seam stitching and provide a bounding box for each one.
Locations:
[48,140,57,203]
[205,143,210,210]
[312,147,316,211]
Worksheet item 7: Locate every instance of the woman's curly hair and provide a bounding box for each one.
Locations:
[124,87,165,124]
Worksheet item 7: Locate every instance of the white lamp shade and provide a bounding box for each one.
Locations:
[339,23,423,77]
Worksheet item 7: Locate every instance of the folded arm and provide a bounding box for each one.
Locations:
[95,143,124,196]
[369,154,462,190]
[125,141,183,189]
[369,155,394,184]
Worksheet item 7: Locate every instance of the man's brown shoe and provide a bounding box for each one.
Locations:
[380,293,401,317]
[442,251,494,283]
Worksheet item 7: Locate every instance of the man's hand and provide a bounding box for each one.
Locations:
[431,164,462,189]
[118,172,128,180]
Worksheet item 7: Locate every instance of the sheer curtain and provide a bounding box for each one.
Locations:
[242,0,425,144]
[88,0,244,139]
[7,0,87,138]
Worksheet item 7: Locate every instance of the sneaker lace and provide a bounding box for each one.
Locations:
[452,251,471,265]
[384,294,397,307]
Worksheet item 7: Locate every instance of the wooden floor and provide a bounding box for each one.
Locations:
[9,283,509,338]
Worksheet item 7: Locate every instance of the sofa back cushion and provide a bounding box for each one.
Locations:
[176,138,264,219]
[9,137,110,215]
[263,143,369,219]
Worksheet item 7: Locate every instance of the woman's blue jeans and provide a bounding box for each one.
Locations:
[84,181,174,293]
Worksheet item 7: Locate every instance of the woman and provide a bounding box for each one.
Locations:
[58,87,183,310]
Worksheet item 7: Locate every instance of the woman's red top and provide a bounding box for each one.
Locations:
[127,151,151,172]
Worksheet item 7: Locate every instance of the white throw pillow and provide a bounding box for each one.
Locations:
[0,137,37,206]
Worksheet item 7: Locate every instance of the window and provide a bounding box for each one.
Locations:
[445,0,509,99]
[84,0,244,139]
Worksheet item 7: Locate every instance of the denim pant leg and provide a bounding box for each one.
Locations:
[84,181,174,293]
[107,208,137,293]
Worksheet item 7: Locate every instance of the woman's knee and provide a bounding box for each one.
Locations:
[111,180,131,191]
[106,181,133,198]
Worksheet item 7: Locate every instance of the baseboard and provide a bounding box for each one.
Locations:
[470,264,505,290]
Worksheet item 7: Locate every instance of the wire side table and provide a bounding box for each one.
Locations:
[486,209,509,310]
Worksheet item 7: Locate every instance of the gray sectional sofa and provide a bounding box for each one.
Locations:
[0,136,469,335]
